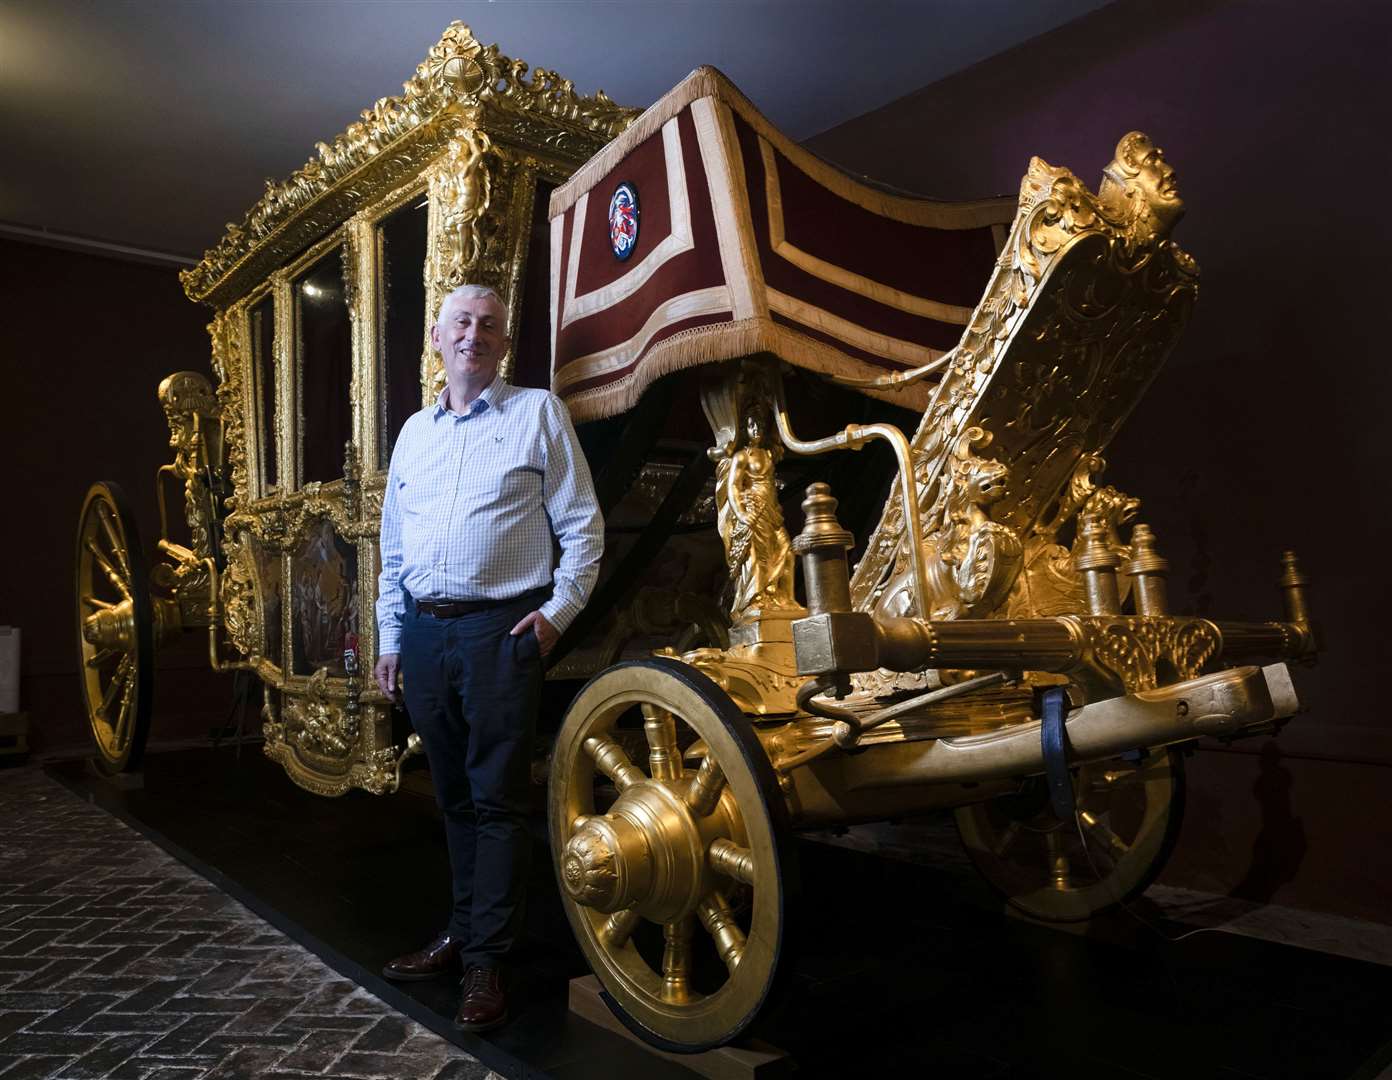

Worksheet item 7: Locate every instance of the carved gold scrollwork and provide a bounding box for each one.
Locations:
[1074,616,1220,692]
[220,530,262,660]
[851,132,1197,622]
[282,668,360,757]
[874,426,1023,622]
[209,311,251,515]
[181,21,638,306]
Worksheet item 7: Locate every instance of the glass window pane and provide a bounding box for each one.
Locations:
[296,249,353,485]
[378,198,429,467]
[249,294,277,492]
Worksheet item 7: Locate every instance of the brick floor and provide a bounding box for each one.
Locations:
[0,768,500,1080]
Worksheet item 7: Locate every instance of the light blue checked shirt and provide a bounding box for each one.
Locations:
[375,374,603,655]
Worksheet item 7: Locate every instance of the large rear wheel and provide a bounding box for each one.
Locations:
[75,482,154,774]
[549,657,797,1052]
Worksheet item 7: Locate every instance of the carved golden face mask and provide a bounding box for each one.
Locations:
[1100,131,1184,233]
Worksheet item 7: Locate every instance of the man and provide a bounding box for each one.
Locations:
[373,284,602,1031]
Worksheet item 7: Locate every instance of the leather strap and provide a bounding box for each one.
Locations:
[1039,686,1075,821]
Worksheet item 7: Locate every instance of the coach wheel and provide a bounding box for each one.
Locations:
[549,657,797,1052]
[75,482,156,774]
[955,747,1185,922]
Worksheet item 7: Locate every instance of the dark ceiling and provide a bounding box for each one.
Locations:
[0,0,1111,264]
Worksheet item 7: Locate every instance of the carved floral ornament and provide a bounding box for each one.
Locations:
[181,21,639,304]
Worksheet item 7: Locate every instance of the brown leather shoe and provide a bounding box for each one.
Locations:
[381,931,463,982]
[455,964,508,1031]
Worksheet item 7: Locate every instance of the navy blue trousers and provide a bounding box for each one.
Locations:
[399,593,543,967]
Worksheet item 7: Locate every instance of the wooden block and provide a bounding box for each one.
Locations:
[568,975,794,1079]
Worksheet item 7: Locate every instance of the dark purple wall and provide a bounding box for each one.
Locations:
[0,238,233,756]
[806,0,1392,919]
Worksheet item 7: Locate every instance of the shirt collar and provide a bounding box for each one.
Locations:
[434,372,508,419]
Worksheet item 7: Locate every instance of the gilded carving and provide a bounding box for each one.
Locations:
[875,426,1023,622]
[702,364,798,628]
[721,411,796,623]
[664,645,804,718]
[282,667,359,757]
[852,132,1197,621]
[157,371,220,558]
[1075,615,1221,692]
[219,530,261,660]
[429,130,494,293]
[209,310,251,515]
[1006,455,1140,619]
[181,22,637,307]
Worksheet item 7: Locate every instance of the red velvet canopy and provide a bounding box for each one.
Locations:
[548,66,1015,422]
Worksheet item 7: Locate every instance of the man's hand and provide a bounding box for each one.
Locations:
[374,653,400,700]
[510,610,557,657]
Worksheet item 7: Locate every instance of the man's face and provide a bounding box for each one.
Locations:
[432,291,507,389]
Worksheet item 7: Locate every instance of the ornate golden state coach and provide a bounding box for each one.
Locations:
[75,24,1315,1052]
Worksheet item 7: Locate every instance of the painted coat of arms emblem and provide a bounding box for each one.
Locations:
[608,182,639,260]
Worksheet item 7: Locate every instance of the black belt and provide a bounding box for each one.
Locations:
[413,587,549,619]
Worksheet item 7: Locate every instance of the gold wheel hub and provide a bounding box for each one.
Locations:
[82,601,136,651]
[561,772,738,923]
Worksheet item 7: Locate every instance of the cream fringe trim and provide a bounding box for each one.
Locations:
[560,317,934,424]
[549,66,1017,230]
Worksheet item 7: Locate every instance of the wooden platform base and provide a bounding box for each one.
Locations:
[567,976,793,1080]
[85,759,144,789]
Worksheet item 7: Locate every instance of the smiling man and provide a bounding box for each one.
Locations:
[373,284,602,1031]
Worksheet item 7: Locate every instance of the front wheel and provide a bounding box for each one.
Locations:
[549,658,797,1052]
[74,482,155,774]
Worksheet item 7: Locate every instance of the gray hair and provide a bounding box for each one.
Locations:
[435,284,506,327]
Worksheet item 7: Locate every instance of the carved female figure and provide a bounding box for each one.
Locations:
[721,411,795,623]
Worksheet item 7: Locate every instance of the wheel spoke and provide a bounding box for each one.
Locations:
[85,648,117,670]
[86,538,130,600]
[99,657,131,716]
[582,735,645,792]
[82,594,115,611]
[708,838,755,886]
[991,819,1022,858]
[1080,810,1130,857]
[96,505,130,578]
[697,892,745,973]
[660,917,695,1004]
[600,907,640,948]
[685,755,727,816]
[1094,762,1167,789]
[113,690,133,749]
[1044,828,1071,891]
[641,705,681,781]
